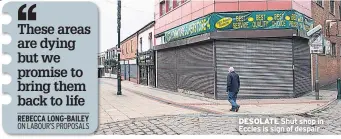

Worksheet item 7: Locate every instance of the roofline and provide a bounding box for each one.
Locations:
[137,21,155,34]
[99,21,155,54]
[120,21,155,44]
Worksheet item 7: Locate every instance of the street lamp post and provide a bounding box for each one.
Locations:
[117,0,122,95]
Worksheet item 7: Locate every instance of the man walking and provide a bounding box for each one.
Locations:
[226,67,240,112]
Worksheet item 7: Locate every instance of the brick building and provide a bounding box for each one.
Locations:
[311,0,341,87]
[120,33,139,83]
[153,0,325,99]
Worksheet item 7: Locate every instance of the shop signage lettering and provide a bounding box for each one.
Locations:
[164,10,314,43]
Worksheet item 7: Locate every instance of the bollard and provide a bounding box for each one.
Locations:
[337,78,341,100]
[315,80,319,100]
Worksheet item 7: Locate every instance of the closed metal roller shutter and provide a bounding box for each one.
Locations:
[125,64,130,80]
[216,38,293,99]
[157,49,177,91]
[121,64,125,79]
[157,42,214,97]
[177,43,214,97]
[130,64,137,78]
[293,38,312,96]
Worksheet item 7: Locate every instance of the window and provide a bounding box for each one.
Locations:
[331,43,336,56]
[126,44,128,54]
[174,0,181,7]
[131,40,133,53]
[316,0,323,7]
[140,37,143,53]
[330,0,335,14]
[160,1,166,16]
[149,32,153,49]
[161,36,165,44]
[167,0,173,12]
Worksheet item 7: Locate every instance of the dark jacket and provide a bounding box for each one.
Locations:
[226,71,240,93]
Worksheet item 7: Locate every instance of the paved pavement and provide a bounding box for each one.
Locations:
[99,78,335,116]
[99,82,199,124]
[95,78,340,135]
[95,100,341,135]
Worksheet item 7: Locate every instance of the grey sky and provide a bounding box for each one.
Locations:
[0,0,155,52]
[100,0,154,52]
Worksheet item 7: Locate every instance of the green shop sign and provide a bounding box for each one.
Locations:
[164,10,314,43]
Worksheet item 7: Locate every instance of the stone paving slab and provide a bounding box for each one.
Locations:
[101,78,335,105]
[193,103,326,115]
[95,101,341,135]
[99,82,200,124]
[100,78,333,116]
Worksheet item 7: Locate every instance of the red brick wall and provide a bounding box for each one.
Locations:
[121,35,138,60]
[311,1,341,86]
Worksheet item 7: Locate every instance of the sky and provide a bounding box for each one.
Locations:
[101,0,155,52]
[0,0,154,135]
[0,0,155,52]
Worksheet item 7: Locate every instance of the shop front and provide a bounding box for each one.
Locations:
[138,49,156,87]
[155,10,314,99]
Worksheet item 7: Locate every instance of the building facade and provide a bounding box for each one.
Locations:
[106,47,118,78]
[98,48,117,78]
[311,0,341,87]
[153,0,328,99]
[120,33,139,83]
[137,21,157,87]
[98,52,105,78]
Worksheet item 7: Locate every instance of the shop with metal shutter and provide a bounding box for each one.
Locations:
[155,30,312,99]
[215,38,294,99]
[157,42,215,98]
[293,38,312,97]
[157,48,177,91]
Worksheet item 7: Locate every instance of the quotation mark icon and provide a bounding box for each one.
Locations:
[18,4,37,21]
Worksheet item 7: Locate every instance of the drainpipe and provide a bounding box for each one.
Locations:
[337,78,341,100]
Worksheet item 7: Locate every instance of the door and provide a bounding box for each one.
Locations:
[149,65,156,87]
[98,68,101,78]
[139,66,148,85]
[147,67,150,86]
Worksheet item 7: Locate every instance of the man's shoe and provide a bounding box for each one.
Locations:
[235,106,240,112]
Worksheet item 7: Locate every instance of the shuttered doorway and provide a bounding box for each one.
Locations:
[156,42,215,98]
[157,48,177,91]
[293,38,312,96]
[215,38,294,99]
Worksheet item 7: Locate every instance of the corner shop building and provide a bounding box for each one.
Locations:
[154,11,314,99]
